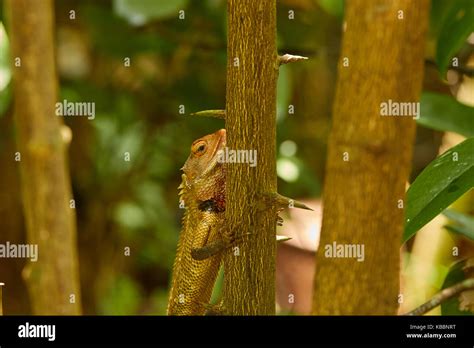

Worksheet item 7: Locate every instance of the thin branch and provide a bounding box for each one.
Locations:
[404,278,474,316]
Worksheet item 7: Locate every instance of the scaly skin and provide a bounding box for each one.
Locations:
[167,129,227,315]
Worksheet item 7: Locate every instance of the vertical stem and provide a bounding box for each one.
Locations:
[6,0,82,314]
[224,0,278,315]
[312,0,430,314]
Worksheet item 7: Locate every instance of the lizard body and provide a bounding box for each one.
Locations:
[167,129,226,315]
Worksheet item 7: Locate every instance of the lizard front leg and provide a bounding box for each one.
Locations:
[189,210,224,260]
[191,209,251,261]
[191,214,292,261]
[191,224,243,260]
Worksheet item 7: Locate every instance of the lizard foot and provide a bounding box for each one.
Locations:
[191,229,252,261]
[191,240,226,260]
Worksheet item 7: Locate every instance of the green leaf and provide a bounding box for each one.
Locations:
[418,92,474,138]
[210,266,224,305]
[441,260,473,315]
[113,0,189,26]
[403,138,474,243]
[430,0,453,36]
[443,209,474,240]
[435,0,474,78]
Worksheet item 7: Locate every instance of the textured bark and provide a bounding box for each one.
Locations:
[6,0,82,314]
[312,0,430,315]
[224,0,278,315]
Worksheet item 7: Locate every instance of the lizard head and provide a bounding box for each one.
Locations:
[182,129,226,182]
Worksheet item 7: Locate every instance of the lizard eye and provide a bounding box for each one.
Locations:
[192,141,207,156]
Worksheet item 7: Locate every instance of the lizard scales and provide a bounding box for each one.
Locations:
[167,129,226,315]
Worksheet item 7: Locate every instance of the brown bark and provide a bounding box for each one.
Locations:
[6,0,82,314]
[312,0,430,314]
[224,0,278,315]
[0,112,31,315]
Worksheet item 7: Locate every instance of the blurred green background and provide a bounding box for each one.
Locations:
[0,0,334,314]
[0,0,472,315]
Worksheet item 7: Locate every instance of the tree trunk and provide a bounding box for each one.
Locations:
[312,0,430,315]
[6,0,82,314]
[0,112,31,315]
[224,0,278,315]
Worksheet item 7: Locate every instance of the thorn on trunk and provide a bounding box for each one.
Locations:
[264,192,314,211]
[278,54,309,66]
[276,235,292,243]
[190,110,226,119]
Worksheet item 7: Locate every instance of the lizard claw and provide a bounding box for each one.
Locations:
[202,300,226,316]
[277,214,284,226]
[227,230,252,245]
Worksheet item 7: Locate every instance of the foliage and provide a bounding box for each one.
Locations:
[443,209,474,240]
[404,138,474,243]
[418,92,474,138]
[434,0,474,77]
[441,260,473,315]
[404,0,474,244]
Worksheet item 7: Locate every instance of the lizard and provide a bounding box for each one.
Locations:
[167,128,312,315]
[167,129,227,315]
